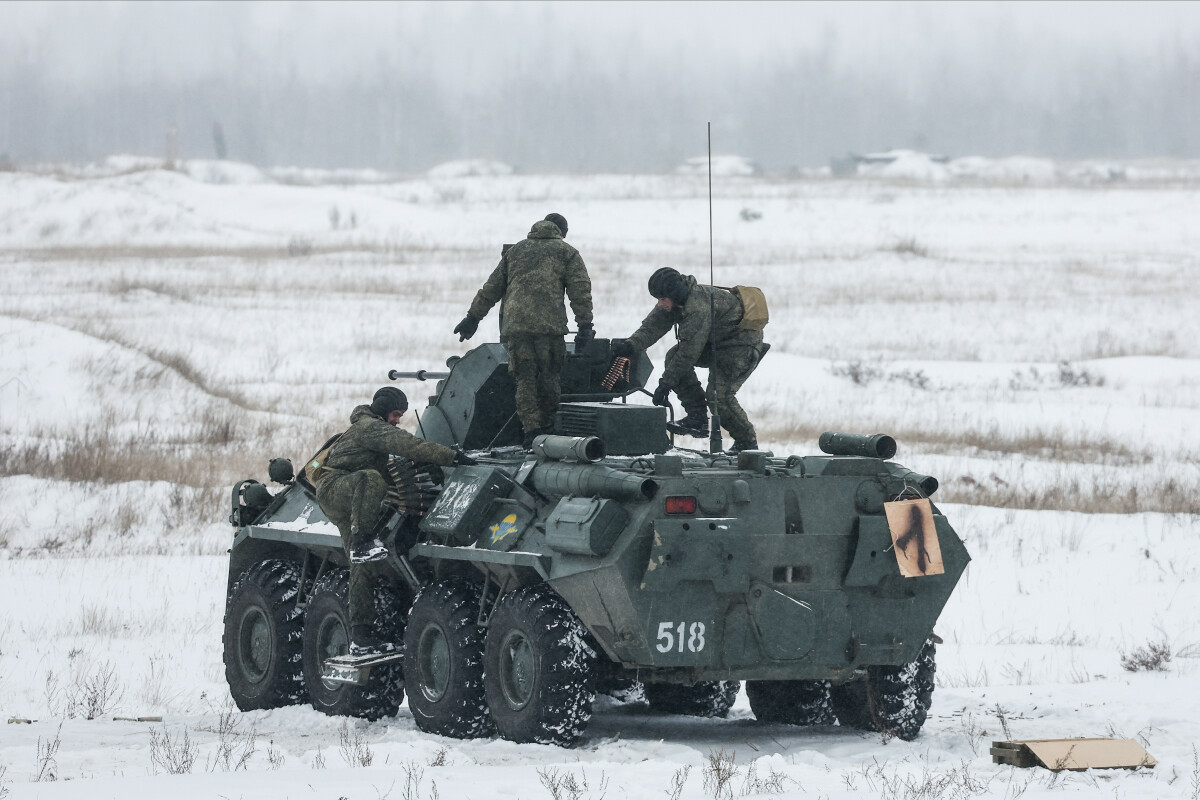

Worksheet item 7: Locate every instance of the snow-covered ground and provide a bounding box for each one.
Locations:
[1,159,1198,798]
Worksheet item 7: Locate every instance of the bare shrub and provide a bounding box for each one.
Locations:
[0,763,8,799]
[200,705,257,772]
[267,739,285,770]
[150,725,198,775]
[1190,744,1199,800]
[427,747,447,767]
[401,762,426,800]
[1120,640,1173,672]
[960,712,986,756]
[702,749,739,800]
[537,767,607,800]
[338,720,373,768]
[828,360,881,386]
[740,760,790,795]
[885,237,930,258]
[312,747,327,770]
[1057,360,1102,387]
[33,723,62,782]
[666,765,691,800]
[67,661,124,719]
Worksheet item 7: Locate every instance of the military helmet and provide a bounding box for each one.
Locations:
[544,213,568,237]
[647,267,688,304]
[371,386,408,417]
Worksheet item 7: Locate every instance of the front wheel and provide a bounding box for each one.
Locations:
[830,639,937,741]
[483,584,597,746]
[403,578,494,739]
[223,559,306,711]
[301,570,406,721]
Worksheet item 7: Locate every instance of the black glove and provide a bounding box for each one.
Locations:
[612,338,635,358]
[453,450,478,466]
[651,381,671,407]
[453,313,479,341]
[574,322,595,350]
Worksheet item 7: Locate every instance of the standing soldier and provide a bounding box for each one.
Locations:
[614,267,766,453]
[314,387,475,655]
[453,213,594,448]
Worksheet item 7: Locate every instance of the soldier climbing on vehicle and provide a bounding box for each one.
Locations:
[613,267,768,453]
[453,213,594,448]
[312,387,474,655]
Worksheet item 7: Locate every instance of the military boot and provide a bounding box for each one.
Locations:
[349,624,397,657]
[726,439,759,454]
[349,525,388,564]
[666,413,710,439]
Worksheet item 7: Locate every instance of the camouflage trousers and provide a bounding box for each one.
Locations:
[669,343,761,446]
[316,469,387,629]
[506,333,567,434]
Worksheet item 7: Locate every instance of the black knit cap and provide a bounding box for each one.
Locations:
[371,386,408,417]
[544,213,568,237]
[647,267,687,303]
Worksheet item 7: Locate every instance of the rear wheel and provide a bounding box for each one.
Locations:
[483,584,597,746]
[403,578,494,739]
[747,679,835,726]
[301,570,405,721]
[643,681,740,718]
[223,559,306,711]
[830,640,937,741]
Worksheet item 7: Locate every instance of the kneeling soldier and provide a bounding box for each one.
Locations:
[315,387,474,655]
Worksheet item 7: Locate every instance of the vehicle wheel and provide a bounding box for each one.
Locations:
[830,639,937,741]
[403,578,494,739]
[301,570,406,721]
[746,679,835,725]
[223,559,306,711]
[643,681,740,718]
[483,584,597,746]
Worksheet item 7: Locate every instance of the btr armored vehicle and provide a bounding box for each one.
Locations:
[223,340,969,745]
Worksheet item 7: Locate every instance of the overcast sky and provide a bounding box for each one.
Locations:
[3,1,1199,169]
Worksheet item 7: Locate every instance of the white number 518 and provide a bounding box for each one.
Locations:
[655,621,706,653]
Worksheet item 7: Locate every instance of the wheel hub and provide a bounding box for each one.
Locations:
[417,623,451,702]
[238,606,272,682]
[316,614,349,690]
[498,629,535,710]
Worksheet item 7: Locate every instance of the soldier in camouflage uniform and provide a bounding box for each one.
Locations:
[614,267,765,452]
[316,387,474,655]
[453,213,594,448]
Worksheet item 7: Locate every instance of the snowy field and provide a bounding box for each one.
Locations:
[1,158,1199,798]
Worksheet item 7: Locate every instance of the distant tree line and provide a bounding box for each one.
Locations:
[2,43,1197,171]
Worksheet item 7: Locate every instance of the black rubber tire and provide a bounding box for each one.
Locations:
[223,559,307,711]
[301,570,405,721]
[643,680,740,718]
[746,679,836,726]
[483,584,597,746]
[403,578,495,739]
[831,640,937,741]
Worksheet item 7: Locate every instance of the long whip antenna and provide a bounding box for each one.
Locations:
[707,122,723,454]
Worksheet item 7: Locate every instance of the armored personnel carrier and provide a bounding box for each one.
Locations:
[223,340,969,745]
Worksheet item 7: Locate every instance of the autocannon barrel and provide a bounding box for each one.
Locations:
[530,462,658,502]
[819,431,897,460]
[531,434,606,463]
[388,369,451,381]
[885,464,939,496]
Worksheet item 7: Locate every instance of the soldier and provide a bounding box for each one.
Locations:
[453,213,594,448]
[614,267,765,453]
[315,387,475,655]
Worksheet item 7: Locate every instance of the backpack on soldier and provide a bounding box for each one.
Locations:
[303,433,344,486]
[729,285,769,331]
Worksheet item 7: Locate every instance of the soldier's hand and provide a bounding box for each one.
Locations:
[574,322,595,350]
[453,313,480,341]
[453,450,478,466]
[611,338,635,358]
[651,381,671,407]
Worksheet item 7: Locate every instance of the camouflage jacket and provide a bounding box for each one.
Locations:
[627,275,763,387]
[319,405,456,485]
[468,220,593,336]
